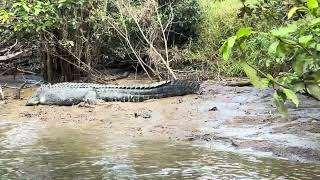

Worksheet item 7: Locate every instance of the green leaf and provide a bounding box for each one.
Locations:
[265,74,276,86]
[271,24,298,38]
[312,70,320,82]
[22,4,30,12]
[292,82,306,92]
[268,41,279,55]
[34,8,41,15]
[283,88,299,107]
[236,27,253,39]
[0,10,10,24]
[240,62,267,88]
[277,42,287,58]
[306,84,320,100]
[294,54,306,76]
[222,36,237,61]
[266,74,275,81]
[12,3,20,8]
[299,35,313,46]
[273,91,288,116]
[316,44,320,51]
[307,0,319,10]
[309,18,320,26]
[288,7,299,19]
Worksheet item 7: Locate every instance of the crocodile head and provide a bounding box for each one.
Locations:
[26,86,45,106]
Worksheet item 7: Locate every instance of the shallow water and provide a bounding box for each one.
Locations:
[0,121,319,179]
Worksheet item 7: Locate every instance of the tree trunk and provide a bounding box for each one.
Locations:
[46,46,53,83]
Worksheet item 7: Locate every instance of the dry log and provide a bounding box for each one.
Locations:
[225,80,252,87]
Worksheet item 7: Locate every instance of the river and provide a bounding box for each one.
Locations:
[0,121,319,179]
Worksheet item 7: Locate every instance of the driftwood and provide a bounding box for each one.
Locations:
[225,80,252,87]
[0,50,32,62]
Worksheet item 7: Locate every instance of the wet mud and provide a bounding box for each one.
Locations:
[0,75,319,163]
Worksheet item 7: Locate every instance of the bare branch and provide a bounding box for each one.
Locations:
[0,84,4,100]
[113,0,177,79]
[16,81,27,99]
[0,50,32,62]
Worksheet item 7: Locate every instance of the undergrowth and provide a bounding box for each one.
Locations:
[190,0,287,77]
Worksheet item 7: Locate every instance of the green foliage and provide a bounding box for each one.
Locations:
[197,0,251,50]
[0,0,108,81]
[0,0,203,81]
[159,0,201,46]
[273,90,288,116]
[192,0,288,77]
[222,0,320,115]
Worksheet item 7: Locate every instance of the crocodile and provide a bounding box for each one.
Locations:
[26,80,200,106]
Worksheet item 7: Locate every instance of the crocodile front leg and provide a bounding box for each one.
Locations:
[83,90,101,105]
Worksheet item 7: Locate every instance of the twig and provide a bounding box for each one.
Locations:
[0,39,18,54]
[6,39,18,55]
[15,81,27,99]
[123,1,177,79]
[0,68,11,76]
[155,5,170,65]
[246,62,291,89]
[0,50,32,62]
[17,68,37,75]
[2,83,18,89]
[0,84,4,100]
[107,10,154,81]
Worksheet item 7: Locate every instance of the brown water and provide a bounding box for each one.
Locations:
[0,121,319,179]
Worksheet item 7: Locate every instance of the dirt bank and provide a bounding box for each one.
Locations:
[0,75,319,163]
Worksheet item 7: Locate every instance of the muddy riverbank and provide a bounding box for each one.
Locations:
[0,75,319,164]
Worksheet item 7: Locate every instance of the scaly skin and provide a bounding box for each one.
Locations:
[26,80,200,106]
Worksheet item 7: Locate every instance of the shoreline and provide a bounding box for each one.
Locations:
[0,77,319,164]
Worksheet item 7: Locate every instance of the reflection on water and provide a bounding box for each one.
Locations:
[0,122,319,179]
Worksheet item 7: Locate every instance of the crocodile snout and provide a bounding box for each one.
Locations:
[26,97,40,106]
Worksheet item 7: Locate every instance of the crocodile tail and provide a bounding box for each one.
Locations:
[170,80,200,94]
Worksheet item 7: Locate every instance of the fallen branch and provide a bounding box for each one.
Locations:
[17,68,37,75]
[225,80,252,87]
[0,39,18,54]
[0,68,12,76]
[2,83,18,89]
[0,50,32,62]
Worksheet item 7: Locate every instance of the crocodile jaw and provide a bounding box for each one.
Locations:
[26,96,40,106]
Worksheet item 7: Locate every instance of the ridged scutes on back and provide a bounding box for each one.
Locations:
[170,80,200,92]
[42,80,174,89]
[39,80,200,92]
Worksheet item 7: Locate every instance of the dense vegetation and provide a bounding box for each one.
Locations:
[0,0,296,80]
[222,0,320,114]
[0,0,201,81]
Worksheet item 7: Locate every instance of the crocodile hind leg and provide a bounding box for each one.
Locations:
[83,90,101,105]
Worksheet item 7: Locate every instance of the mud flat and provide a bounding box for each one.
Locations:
[0,76,319,163]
